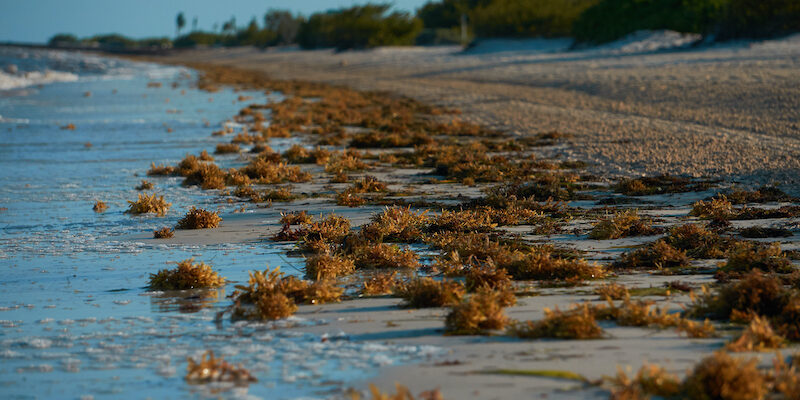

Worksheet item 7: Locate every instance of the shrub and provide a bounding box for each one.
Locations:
[148,259,225,290]
[153,227,174,238]
[185,350,256,384]
[470,0,602,38]
[176,207,222,229]
[394,278,465,308]
[572,0,726,44]
[297,4,423,50]
[445,287,513,335]
[126,193,171,216]
[509,304,604,339]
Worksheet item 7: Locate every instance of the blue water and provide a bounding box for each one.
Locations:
[0,47,435,399]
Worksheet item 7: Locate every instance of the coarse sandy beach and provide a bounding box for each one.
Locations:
[114,33,800,398]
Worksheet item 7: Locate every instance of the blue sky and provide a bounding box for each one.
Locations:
[0,0,429,43]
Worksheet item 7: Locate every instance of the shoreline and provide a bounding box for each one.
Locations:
[114,48,800,399]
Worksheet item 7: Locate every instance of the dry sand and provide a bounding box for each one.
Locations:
[157,34,800,189]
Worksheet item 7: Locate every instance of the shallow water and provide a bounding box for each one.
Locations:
[0,48,437,399]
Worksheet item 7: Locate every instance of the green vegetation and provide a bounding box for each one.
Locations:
[49,0,800,52]
[297,4,422,50]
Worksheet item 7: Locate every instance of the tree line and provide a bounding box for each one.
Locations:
[48,1,800,51]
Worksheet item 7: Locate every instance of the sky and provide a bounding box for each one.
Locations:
[0,0,430,44]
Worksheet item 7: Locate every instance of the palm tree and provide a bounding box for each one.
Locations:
[176,12,186,37]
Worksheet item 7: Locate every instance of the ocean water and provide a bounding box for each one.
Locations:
[0,47,436,399]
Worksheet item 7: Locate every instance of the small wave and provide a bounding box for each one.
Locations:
[0,70,79,91]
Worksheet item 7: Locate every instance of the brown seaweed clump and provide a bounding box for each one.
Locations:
[361,271,400,296]
[613,240,690,270]
[226,268,342,320]
[126,193,171,216]
[92,200,108,213]
[608,362,681,399]
[509,304,603,340]
[445,287,514,335]
[360,206,430,243]
[589,210,660,240]
[682,352,767,400]
[176,207,222,229]
[135,180,154,191]
[350,384,443,400]
[726,315,785,352]
[352,243,421,269]
[153,227,174,239]
[394,278,465,308]
[304,253,356,280]
[185,350,256,385]
[719,243,793,275]
[148,258,225,290]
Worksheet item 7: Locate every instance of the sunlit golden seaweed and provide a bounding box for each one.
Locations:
[614,240,690,270]
[153,226,174,239]
[280,211,313,225]
[509,304,603,340]
[227,267,342,320]
[361,271,400,296]
[360,206,430,243]
[589,210,660,240]
[126,193,171,216]
[304,253,356,280]
[93,200,108,213]
[148,258,225,290]
[445,287,514,335]
[176,207,222,229]
[352,243,421,269]
[394,278,465,308]
[183,163,226,190]
[682,352,767,400]
[349,383,443,400]
[608,362,681,400]
[720,242,793,274]
[185,350,256,385]
[135,180,154,190]
[726,315,785,352]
